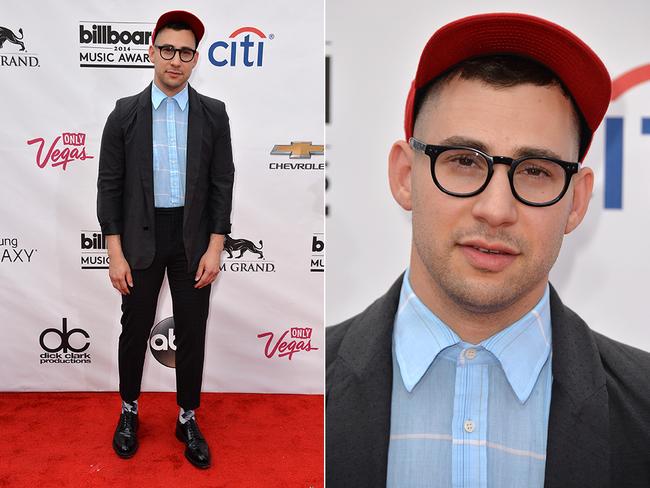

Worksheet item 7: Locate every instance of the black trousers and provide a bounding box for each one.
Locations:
[118,207,211,410]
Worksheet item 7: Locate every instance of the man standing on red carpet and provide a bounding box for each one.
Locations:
[97,10,234,469]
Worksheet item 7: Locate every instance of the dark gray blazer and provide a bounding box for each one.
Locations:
[327,276,650,487]
[97,83,234,271]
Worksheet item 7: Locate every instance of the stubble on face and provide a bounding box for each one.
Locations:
[411,212,565,316]
[408,77,578,327]
[150,28,197,96]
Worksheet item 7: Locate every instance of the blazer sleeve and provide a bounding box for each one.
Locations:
[97,101,125,236]
[208,103,235,235]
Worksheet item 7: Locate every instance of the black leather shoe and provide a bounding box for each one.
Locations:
[112,411,138,458]
[175,418,211,469]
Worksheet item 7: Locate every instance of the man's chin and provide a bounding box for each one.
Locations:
[438,275,523,315]
[162,76,187,88]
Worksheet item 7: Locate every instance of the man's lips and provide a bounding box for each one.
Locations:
[457,239,519,272]
[166,70,183,77]
[459,239,519,255]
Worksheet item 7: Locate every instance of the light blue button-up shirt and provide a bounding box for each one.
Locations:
[387,269,553,488]
[152,82,189,208]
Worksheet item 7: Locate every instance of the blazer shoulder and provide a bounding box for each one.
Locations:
[109,87,149,123]
[326,314,360,369]
[326,275,404,370]
[196,91,227,115]
[594,331,650,391]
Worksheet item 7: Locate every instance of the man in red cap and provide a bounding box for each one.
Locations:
[326,13,650,487]
[98,10,233,469]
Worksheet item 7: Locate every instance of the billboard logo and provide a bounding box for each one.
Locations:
[310,234,324,272]
[81,231,109,269]
[149,317,176,368]
[257,327,319,360]
[26,132,94,171]
[208,27,272,67]
[78,22,153,68]
[39,318,92,364]
[0,24,40,68]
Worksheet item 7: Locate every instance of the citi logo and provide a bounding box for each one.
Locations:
[208,27,272,67]
[604,64,650,209]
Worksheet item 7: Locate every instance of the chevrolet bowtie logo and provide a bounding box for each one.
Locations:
[271,141,324,159]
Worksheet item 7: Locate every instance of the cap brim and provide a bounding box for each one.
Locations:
[405,13,612,160]
[153,10,205,45]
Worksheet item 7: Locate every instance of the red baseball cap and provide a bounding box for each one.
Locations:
[152,10,205,46]
[404,13,612,161]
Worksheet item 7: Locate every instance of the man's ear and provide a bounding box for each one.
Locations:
[565,166,594,234]
[388,140,414,211]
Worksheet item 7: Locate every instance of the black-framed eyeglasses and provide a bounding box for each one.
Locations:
[409,137,580,207]
[155,44,196,62]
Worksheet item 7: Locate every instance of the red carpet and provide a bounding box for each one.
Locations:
[0,392,323,487]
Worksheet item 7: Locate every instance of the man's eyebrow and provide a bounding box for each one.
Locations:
[437,136,489,153]
[511,146,565,160]
[437,136,565,160]
[158,43,195,50]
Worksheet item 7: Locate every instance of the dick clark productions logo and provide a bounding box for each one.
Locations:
[26,132,94,170]
[257,327,319,360]
[39,318,92,364]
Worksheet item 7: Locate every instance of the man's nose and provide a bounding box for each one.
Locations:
[470,166,518,227]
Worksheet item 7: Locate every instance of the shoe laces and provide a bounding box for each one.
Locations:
[119,412,136,435]
[186,419,204,443]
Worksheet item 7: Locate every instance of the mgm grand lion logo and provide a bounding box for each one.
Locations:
[0,26,26,51]
[224,234,264,259]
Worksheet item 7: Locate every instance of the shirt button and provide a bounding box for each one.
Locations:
[464,420,475,433]
[465,348,477,360]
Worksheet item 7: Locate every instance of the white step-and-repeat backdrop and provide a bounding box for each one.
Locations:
[1,1,324,393]
[326,0,650,351]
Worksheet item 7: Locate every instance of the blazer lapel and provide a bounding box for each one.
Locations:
[136,84,154,216]
[326,276,403,487]
[544,286,610,487]
[184,84,204,225]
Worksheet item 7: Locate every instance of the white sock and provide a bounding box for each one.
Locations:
[179,407,195,424]
[122,399,138,414]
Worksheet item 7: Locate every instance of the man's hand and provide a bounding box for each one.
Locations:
[106,234,133,295]
[109,253,133,295]
[194,234,224,289]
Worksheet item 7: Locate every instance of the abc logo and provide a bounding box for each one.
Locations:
[39,318,90,353]
[149,317,176,368]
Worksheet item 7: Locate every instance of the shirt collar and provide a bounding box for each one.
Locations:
[151,81,189,111]
[393,269,552,403]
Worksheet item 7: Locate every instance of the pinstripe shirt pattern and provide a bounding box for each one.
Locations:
[387,269,552,488]
[151,82,188,208]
